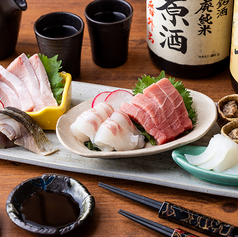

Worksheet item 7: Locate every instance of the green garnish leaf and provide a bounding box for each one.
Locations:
[39,54,64,105]
[84,141,101,151]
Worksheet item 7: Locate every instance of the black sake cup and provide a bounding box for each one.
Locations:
[34,12,84,80]
[85,0,133,68]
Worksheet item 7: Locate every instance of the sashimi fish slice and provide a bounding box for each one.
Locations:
[0,65,34,111]
[7,53,45,111]
[70,102,114,142]
[0,106,58,155]
[94,110,145,151]
[0,81,22,110]
[29,54,57,107]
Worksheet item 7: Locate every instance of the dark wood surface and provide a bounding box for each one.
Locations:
[0,0,237,236]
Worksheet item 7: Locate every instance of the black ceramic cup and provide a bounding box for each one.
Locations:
[0,0,27,60]
[85,0,133,68]
[34,12,84,80]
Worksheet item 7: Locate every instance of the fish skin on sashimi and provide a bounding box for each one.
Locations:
[29,54,57,107]
[119,102,167,144]
[7,53,46,111]
[0,65,34,111]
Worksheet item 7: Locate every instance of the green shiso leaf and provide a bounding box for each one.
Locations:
[132,71,197,144]
[39,54,64,105]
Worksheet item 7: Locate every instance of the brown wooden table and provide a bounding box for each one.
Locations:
[0,0,237,236]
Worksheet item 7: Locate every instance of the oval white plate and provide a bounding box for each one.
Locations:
[56,89,217,158]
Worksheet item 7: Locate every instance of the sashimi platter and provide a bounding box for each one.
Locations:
[4,53,238,194]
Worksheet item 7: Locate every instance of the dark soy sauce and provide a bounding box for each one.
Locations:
[21,190,80,228]
[42,25,78,38]
[93,11,126,23]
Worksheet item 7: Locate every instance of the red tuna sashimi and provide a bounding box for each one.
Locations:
[7,53,45,111]
[120,102,167,144]
[29,54,57,107]
[144,81,185,135]
[0,81,22,109]
[131,93,177,142]
[0,65,34,112]
[155,78,192,130]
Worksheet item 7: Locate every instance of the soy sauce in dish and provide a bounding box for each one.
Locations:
[93,11,126,23]
[42,25,78,38]
[20,190,80,228]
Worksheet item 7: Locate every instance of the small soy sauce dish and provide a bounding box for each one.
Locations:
[6,173,95,235]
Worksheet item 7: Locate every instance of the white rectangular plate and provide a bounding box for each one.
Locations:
[1,81,238,198]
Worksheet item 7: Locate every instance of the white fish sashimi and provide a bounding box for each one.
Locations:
[70,102,114,142]
[185,134,219,165]
[7,53,45,111]
[94,110,145,151]
[0,65,34,111]
[29,54,57,107]
[0,81,22,109]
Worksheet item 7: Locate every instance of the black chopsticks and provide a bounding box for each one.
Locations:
[119,209,199,237]
[99,182,237,237]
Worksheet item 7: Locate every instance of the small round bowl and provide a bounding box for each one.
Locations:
[6,173,95,235]
[221,120,238,144]
[217,94,238,127]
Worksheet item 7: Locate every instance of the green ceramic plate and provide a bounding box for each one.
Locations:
[172,146,238,186]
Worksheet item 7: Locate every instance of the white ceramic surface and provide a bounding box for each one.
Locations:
[56,89,217,158]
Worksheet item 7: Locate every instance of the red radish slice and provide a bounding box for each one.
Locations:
[105,89,133,110]
[0,101,4,109]
[92,91,111,108]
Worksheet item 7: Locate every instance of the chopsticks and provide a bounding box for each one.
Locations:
[118,209,198,237]
[99,182,237,237]
[99,182,161,210]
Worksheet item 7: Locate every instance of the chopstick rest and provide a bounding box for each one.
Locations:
[99,182,237,237]
[119,209,199,237]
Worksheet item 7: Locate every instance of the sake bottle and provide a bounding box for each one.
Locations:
[230,0,238,92]
[146,0,234,79]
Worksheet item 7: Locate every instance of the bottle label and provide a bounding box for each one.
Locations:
[230,1,238,82]
[147,0,233,65]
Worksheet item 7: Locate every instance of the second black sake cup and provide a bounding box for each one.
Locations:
[85,0,133,68]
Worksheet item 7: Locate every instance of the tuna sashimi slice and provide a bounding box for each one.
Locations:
[144,81,185,135]
[29,54,57,107]
[0,81,22,110]
[0,65,34,112]
[131,93,177,142]
[155,78,193,130]
[7,53,45,111]
[119,102,167,144]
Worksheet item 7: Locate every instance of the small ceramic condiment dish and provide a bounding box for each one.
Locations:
[27,72,72,130]
[6,173,95,235]
[221,120,238,144]
[217,94,238,127]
